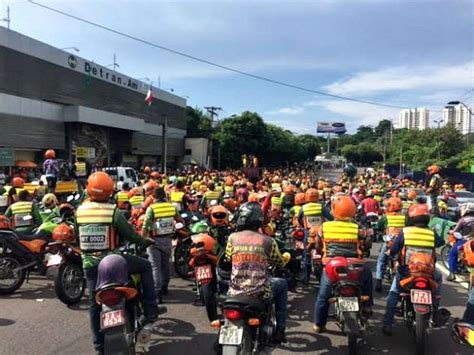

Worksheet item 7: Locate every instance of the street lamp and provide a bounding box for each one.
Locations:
[61,47,80,52]
[433,119,444,129]
[446,101,472,144]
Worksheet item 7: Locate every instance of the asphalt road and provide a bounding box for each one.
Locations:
[1,242,472,355]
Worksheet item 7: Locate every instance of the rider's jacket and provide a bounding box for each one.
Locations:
[302,202,323,228]
[170,191,185,211]
[10,201,34,230]
[225,230,284,299]
[321,220,361,264]
[148,202,177,236]
[115,191,129,209]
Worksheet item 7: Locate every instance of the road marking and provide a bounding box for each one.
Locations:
[436,262,469,290]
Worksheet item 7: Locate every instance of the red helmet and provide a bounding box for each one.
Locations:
[45,149,56,159]
[12,177,25,188]
[52,223,75,243]
[427,165,440,175]
[144,180,158,196]
[305,188,319,203]
[325,257,360,283]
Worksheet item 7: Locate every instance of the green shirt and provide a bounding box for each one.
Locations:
[5,202,42,232]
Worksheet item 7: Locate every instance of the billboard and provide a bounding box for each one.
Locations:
[317,122,347,134]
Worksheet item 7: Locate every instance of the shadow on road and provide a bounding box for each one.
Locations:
[0,318,15,326]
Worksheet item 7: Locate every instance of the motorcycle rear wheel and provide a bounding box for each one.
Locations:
[174,245,190,279]
[0,254,26,294]
[440,245,451,270]
[55,261,85,305]
[201,282,218,322]
[415,312,427,355]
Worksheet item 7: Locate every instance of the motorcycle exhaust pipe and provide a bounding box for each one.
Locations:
[137,328,151,344]
[13,260,37,272]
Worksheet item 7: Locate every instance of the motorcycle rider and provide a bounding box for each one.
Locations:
[375,197,406,292]
[76,171,159,355]
[313,195,373,333]
[382,203,444,335]
[39,193,59,221]
[360,190,380,216]
[201,182,222,210]
[43,149,59,193]
[447,203,474,281]
[142,187,183,302]
[402,189,417,214]
[225,202,291,343]
[426,165,442,216]
[4,190,42,232]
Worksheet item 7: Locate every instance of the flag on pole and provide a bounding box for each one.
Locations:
[145,85,153,106]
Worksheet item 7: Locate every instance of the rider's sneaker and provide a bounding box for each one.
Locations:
[375,279,382,293]
[274,327,287,343]
[313,324,325,334]
[382,325,392,336]
[446,273,456,282]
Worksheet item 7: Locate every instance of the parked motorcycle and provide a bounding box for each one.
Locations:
[440,232,468,274]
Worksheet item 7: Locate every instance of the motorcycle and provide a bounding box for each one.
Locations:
[440,232,469,274]
[326,257,370,355]
[381,234,398,283]
[96,251,166,355]
[365,212,380,243]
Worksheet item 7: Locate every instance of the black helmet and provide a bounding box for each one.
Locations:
[234,202,264,231]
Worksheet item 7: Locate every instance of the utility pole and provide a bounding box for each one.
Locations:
[390,118,394,146]
[399,145,403,177]
[327,133,331,154]
[383,133,387,164]
[204,106,222,169]
[161,115,168,174]
[1,5,10,29]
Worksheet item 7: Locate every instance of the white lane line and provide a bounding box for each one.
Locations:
[436,262,469,290]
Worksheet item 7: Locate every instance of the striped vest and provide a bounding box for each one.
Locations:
[76,202,116,252]
[75,162,87,177]
[151,202,176,236]
[303,202,323,228]
[116,191,129,209]
[322,221,360,261]
[129,195,144,208]
[11,201,34,228]
[205,191,220,207]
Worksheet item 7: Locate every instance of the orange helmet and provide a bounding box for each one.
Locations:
[144,180,158,196]
[427,165,440,175]
[407,203,430,226]
[463,240,474,267]
[225,177,234,186]
[331,195,356,221]
[284,184,296,195]
[0,215,12,230]
[128,187,141,199]
[295,192,306,206]
[44,149,56,159]
[52,223,75,243]
[305,188,319,203]
[209,205,229,227]
[386,197,403,212]
[391,190,399,198]
[12,177,25,188]
[143,166,151,174]
[190,233,217,256]
[248,192,260,203]
[407,189,418,200]
[150,171,160,180]
[87,172,114,202]
[223,198,237,212]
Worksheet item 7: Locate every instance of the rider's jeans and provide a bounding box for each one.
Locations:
[463,285,474,323]
[147,236,172,294]
[85,254,158,352]
[314,265,373,326]
[383,269,442,326]
[376,242,389,280]
[448,239,466,273]
[271,277,288,329]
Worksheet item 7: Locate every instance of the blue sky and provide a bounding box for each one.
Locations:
[2,0,473,133]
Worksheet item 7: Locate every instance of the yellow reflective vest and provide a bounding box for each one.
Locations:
[129,195,144,208]
[75,162,87,177]
[76,202,116,252]
[116,191,129,209]
[386,214,406,228]
[303,202,323,228]
[170,191,185,211]
[11,201,34,228]
[204,191,220,207]
[322,220,360,261]
[151,202,176,236]
[403,227,435,248]
[271,196,283,206]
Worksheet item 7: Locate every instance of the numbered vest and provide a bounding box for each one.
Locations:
[271,183,281,191]
[205,191,220,207]
[322,221,359,261]
[170,191,185,211]
[151,202,176,236]
[129,195,144,209]
[11,201,34,228]
[76,202,117,252]
[0,193,8,208]
[303,203,323,228]
[75,162,87,177]
[116,191,130,209]
[224,186,234,197]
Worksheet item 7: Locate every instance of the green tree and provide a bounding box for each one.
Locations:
[185,106,213,138]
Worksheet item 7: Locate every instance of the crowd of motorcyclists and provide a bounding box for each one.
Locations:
[1,148,474,354]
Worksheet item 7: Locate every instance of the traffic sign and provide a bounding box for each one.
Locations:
[0,148,15,166]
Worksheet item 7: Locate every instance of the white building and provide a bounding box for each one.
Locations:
[398,108,429,130]
[443,104,472,135]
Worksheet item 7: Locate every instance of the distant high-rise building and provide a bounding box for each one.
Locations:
[443,104,472,135]
[398,108,429,130]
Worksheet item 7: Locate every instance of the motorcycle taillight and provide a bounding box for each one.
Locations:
[338,285,357,297]
[224,309,243,320]
[96,289,122,307]
[414,277,428,289]
[294,229,305,240]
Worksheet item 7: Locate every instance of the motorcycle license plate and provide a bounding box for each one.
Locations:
[100,309,126,329]
[410,289,432,305]
[195,265,212,282]
[46,254,62,267]
[311,249,321,260]
[295,240,304,249]
[338,297,359,312]
[219,325,243,345]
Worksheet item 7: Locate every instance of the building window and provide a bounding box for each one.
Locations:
[185,149,192,155]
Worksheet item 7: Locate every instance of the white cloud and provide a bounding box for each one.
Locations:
[265,106,305,115]
[324,62,473,96]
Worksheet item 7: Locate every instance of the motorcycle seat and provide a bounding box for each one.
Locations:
[18,239,47,253]
[224,295,268,313]
[96,283,138,303]
[16,231,41,241]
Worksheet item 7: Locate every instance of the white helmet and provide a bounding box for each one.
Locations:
[461,203,474,217]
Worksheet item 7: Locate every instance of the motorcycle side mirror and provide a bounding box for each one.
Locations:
[181,213,188,218]
[210,200,218,207]
[66,195,74,203]
[75,194,81,201]
[192,216,199,222]
[175,223,184,230]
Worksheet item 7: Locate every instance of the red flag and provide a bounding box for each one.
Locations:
[145,86,153,106]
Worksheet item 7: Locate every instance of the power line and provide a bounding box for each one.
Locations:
[29,0,412,110]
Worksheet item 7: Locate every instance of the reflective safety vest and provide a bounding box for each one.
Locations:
[271,183,281,191]
[151,202,176,236]
[403,227,435,248]
[216,186,223,194]
[129,195,144,208]
[386,214,406,228]
[170,191,185,211]
[205,191,220,207]
[271,196,283,206]
[402,200,415,212]
[75,162,87,177]
[224,186,234,196]
[374,195,382,202]
[116,191,130,209]
[77,202,117,252]
[322,220,360,262]
[11,201,34,228]
[303,202,323,228]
